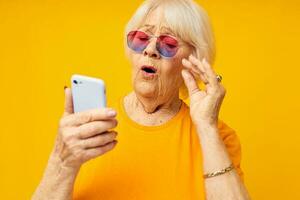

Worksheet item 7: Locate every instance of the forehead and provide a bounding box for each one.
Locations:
[138,7,175,35]
[139,24,174,35]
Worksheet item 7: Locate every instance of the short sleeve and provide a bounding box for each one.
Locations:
[217,119,244,182]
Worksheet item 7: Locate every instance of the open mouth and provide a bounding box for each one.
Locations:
[141,65,157,74]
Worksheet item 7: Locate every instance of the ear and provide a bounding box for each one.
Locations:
[194,48,203,60]
[192,48,198,58]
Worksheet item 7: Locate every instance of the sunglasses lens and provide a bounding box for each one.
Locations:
[157,35,179,57]
[127,31,150,52]
[127,31,179,58]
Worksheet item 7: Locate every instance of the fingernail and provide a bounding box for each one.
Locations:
[64,85,67,90]
[181,69,188,77]
[107,110,117,117]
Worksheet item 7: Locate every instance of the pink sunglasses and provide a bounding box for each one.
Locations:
[127,30,180,58]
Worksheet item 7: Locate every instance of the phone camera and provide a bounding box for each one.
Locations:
[73,80,78,84]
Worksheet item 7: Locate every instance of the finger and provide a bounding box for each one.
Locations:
[188,55,206,74]
[181,69,201,96]
[78,120,118,139]
[63,87,74,116]
[183,65,208,85]
[182,58,202,76]
[62,108,117,127]
[83,140,118,160]
[82,131,118,149]
[188,55,218,87]
[182,57,205,73]
[182,58,209,84]
[201,58,219,86]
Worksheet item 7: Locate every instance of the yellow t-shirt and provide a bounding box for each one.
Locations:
[73,96,244,200]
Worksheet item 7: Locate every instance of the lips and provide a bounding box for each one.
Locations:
[141,65,157,74]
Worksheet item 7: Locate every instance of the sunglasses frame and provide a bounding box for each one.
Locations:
[127,30,185,58]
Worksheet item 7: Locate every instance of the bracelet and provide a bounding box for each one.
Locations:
[203,163,234,179]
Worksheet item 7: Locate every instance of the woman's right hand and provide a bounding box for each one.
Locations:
[51,87,118,171]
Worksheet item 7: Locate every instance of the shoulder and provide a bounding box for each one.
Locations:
[217,119,240,142]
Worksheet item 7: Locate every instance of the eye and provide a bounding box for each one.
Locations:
[160,36,178,49]
[165,43,177,49]
[137,36,149,41]
[135,31,149,41]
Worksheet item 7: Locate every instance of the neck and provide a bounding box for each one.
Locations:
[124,91,182,126]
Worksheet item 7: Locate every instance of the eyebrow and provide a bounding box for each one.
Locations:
[140,24,175,35]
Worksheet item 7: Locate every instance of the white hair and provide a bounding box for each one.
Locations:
[124,0,216,65]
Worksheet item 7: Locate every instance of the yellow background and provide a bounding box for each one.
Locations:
[0,0,299,199]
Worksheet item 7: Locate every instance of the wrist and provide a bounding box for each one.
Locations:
[48,153,80,178]
[195,123,222,141]
[195,121,218,132]
[192,116,218,128]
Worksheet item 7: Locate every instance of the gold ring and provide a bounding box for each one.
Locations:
[216,74,222,82]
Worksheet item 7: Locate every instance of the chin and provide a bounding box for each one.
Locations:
[134,81,158,98]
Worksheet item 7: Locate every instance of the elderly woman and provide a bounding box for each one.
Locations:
[32,0,250,199]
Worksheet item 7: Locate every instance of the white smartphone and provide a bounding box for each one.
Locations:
[71,74,106,113]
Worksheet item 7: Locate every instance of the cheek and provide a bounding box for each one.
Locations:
[160,50,191,84]
[160,61,183,86]
[162,57,184,75]
[129,53,141,73]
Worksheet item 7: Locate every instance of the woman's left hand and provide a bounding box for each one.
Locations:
[181,54,226,128]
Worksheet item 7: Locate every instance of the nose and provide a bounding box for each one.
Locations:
[143,38,160,59]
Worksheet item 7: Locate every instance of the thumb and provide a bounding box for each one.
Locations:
[181,69,200,96]
[63,87,74,116]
